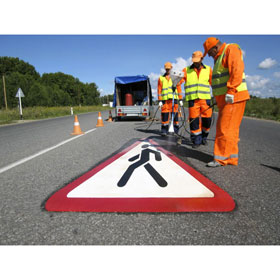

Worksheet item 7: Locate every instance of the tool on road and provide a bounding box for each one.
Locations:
[96,112,104,127]
[71,115,85,135]
[168,70,184,134]
[143,96,215,145]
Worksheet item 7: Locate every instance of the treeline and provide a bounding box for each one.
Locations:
[99,94,114,105]
[0,56,107,108]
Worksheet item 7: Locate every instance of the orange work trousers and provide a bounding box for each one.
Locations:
[214,100,247,166]
[188,99,212,145]
[161,100,179,123]
[161,99,179,134]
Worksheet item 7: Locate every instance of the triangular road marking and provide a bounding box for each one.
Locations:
[45,138,235,212]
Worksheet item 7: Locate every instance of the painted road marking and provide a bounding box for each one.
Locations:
[46,138,235,212]
[67,141,214,198]
[0,128,96,174]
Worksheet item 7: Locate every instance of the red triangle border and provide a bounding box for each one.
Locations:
[45,139,235,212]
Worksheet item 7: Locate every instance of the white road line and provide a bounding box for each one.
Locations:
[0,128,97,174]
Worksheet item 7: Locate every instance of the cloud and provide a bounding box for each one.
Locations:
[148,72,161,99]
[246,74,280,98]
[273,72,280,78]
[159,57,192,74]
[258,58,277,69]
[241,49,246,58]
[98,88,113,96]
[149,57,191,99]
[246,75,270,97]
[246,75,270,89]
[99,88,104,95]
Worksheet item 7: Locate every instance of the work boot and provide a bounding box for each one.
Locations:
[161,132,167,137]
[202,139,208,146]
[207,161,222,167]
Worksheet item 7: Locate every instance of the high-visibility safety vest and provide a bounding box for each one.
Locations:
[212,44,248,96]
[184,65,211,101]
[159,76,179,100]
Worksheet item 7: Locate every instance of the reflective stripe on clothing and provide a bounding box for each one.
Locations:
[191,131,202,136]
[202,127,211,133]
[186,90,211,95]
[212,72,229,79]
[159,76,179,100]
[214,154,238,160]
[212,79,246,89]
[184,84,210,89]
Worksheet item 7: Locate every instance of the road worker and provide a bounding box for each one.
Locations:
[158,62,183,136]
[203,37,250,167]
[178,51,213,148]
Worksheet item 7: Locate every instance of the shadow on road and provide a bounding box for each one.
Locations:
[138,135,213,164]
[261,164,280,173]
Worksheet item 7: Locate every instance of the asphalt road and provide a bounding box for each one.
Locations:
[0,108,279,245]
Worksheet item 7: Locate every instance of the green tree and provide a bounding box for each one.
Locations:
[0,56,40,78]
[26,82,50,106]
[0,56,102,108]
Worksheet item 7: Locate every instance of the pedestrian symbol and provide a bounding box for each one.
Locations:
[118,144,167,187]
[45,138,235,212]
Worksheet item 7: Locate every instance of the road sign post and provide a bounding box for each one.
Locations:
[15,88,25,120]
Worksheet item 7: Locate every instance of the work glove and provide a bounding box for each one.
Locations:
[225,94,234,104]
[158,101,163,108]
[172,86,176,92]
[179,100,183,107]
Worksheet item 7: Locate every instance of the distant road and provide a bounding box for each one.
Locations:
[0,109,279,245]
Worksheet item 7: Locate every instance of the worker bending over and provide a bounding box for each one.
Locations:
[158,62,183,136]
[178,51,213,148]
[203,37,250,167]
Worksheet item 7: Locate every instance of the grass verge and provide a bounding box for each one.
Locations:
[0,106,111,125]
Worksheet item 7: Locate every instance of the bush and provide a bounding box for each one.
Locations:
[245,96,280,121]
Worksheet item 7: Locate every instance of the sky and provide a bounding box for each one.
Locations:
[0,34,280,99]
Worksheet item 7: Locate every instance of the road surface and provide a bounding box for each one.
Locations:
[0,109,279,245]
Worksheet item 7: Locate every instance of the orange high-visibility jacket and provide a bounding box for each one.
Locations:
[214,43,250,104]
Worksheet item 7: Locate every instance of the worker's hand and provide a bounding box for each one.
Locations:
[179,100,184,107]
[225,94,234,104]
[172,86,176,92]
[158,101,163,108]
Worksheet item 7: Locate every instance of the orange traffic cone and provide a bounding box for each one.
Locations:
[107,110,113,122]
[96,112,104,127]
[71,115,84,135]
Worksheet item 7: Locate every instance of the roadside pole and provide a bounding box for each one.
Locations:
[2,74,8,110]
[15,88,25,120]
